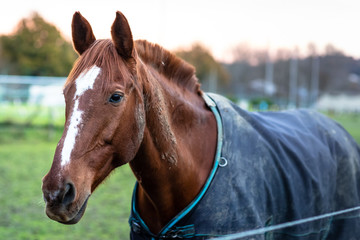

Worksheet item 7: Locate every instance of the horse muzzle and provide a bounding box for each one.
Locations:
[42,178,90,224]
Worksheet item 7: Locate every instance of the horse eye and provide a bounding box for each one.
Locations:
[109,93,123,103]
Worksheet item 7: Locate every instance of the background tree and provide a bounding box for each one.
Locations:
[175,43,229,87]
[0,12,76,76]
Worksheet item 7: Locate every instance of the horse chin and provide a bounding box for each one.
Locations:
[59,197,89,225]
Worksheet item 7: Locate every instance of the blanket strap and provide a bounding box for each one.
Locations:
[130,218,196,239]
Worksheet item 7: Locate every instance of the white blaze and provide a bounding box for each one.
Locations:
[61,66,101,167]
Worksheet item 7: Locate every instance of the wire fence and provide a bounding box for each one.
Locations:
[0,75,66,105]
[214,205,360,239]
[0,75,66,126]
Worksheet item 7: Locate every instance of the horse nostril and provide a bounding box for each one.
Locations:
[62,183,76,206]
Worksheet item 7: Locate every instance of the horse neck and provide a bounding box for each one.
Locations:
[129,64,217,232]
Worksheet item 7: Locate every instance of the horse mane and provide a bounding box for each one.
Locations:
[65,39,201,95]
[135,40,201,94]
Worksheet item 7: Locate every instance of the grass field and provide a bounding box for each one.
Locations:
[0,108,359,240]
[0,125,135,240]
[330,113,360,144]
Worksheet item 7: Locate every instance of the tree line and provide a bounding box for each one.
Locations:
[221,44,360,107]
[0,12,76,76]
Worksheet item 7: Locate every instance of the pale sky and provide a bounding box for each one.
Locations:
[0,0,359,61]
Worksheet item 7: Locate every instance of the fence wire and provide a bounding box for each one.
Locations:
[215,205,360,240]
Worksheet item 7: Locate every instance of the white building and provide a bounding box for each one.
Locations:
[316,94,360,113]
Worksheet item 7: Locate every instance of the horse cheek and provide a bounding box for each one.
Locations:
[114,107,144,164]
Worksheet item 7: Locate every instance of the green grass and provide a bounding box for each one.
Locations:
[0,125,135,240]
[330,113,360,144]
[0,104,65,127]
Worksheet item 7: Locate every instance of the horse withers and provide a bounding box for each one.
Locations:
[42,11,360,239]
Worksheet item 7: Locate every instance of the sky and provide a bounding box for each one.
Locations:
[0,0,359,62]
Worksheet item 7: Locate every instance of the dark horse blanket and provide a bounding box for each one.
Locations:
[129,93,360,240]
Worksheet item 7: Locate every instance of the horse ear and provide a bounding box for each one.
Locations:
[72,12,96,55]
[111,11,134,59]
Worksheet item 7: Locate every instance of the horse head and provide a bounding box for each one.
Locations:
[41,11,145,224]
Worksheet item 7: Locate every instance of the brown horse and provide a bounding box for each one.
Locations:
[42,11,217,234]
[42,11,360,240]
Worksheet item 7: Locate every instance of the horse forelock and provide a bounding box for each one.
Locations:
[65,39,134,93]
